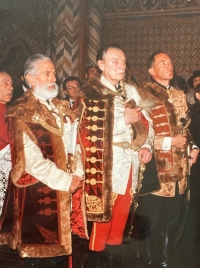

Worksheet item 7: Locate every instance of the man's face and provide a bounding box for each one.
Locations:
[193,76,200,88]
[27,60,58,100]
[0,73,13,104]
[149,53,173,86]
[86,67,99,80]
[98,48,126,86]
[64,80,80,101]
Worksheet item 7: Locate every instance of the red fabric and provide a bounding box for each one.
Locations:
[71,188,88,239]
[89,168,132,251]
[0,103,9,150]
[17,171,39,186]
[141,113,149,133]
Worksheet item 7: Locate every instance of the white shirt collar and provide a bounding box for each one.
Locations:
[32,91,53,106]
[100,75,118,92]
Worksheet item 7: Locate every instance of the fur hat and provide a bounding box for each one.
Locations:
[187,70,200,88]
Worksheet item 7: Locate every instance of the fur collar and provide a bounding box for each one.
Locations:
[142,82,177,130]
[6,90,77,122]
[80,77,123,100]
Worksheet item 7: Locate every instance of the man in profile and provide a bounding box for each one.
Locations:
[2,54,87,267]
[0,71,13,217]
[136,51,198,268]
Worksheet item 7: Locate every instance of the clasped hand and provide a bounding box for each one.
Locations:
[124,107,142,125]
[69,175,84,194]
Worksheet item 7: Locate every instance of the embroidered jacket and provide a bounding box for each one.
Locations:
[141,82,189,197]
[77,76,154,222]
[3,90,88,258]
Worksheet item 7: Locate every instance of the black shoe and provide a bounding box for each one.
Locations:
[83,249,106,268]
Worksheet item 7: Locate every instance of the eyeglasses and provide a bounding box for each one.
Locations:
[66,85,80,90]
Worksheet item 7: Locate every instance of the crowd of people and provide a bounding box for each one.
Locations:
[0,44,200,268]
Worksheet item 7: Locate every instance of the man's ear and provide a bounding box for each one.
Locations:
[148,67,155,77]
[195,92,200,101]
[25,74,35,88]
[98,60,104,72]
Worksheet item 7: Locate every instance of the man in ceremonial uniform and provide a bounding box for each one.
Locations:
[1,54,88,267]
[136,51,198,268]
[78,44,154,267]
[0,72,13,219]
[62,76,81,109]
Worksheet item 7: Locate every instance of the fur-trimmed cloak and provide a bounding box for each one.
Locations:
[2,90,87,258]
[77,77,153,221]
[141,82,189,197]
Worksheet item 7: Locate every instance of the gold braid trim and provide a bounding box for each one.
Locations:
[32,105,64,137]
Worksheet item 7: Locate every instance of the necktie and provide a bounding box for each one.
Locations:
[71,101,74,108]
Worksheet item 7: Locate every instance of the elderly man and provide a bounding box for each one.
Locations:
[136,51,198,268]
[2,54,88,265]
[62,76,81,108]
[79,44,154,267]
[0,72,13,218]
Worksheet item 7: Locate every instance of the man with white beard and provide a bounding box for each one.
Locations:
[1,54,88,266]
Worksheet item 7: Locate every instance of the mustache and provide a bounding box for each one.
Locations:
[45,82,58,89]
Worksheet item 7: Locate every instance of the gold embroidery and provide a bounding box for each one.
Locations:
[32,105,64,136]
[85,146,104,153]
[86,194,103,212]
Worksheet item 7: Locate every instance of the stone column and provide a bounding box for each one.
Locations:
[87,0,103,66]
[46,0,82,86]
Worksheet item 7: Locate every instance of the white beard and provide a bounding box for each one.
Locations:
[33,82,58,100]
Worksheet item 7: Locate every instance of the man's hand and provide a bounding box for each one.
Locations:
[171,134,186,148]
[138,147,152,164]
[69,175,84,194]
[124,107,142,125]
[190,149,199,167]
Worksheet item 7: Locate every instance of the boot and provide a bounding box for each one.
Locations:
[105,244,124,268]
[137,226,158,268]
[138,238,155,268]
[155,228,174,268]
[83,249,106,268]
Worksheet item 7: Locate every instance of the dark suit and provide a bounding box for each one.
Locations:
[9,83,27,104]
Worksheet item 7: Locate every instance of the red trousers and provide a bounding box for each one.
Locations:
[89,169,133,251]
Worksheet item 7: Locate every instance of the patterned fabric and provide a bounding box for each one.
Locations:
[0,146,11,218]
[142,82,188,197]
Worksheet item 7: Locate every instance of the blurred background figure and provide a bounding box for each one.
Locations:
[9,67,29,104]
[84,65,101,82]
[62,76,81,109]
[186,70,200,106]
[170,73,188,94]
[183,83,200,266]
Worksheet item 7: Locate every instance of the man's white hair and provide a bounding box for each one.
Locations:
[24,54,52,88]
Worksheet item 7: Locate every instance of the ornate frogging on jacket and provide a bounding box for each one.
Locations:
[78,77,151,221]
[141,82,189,197]
[3,90,87,258]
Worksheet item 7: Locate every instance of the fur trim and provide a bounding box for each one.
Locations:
[78,78,114,221]
[5,91,86,257]
[141,82,188,196]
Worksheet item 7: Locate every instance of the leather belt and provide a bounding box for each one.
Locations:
[113,141,140,151]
